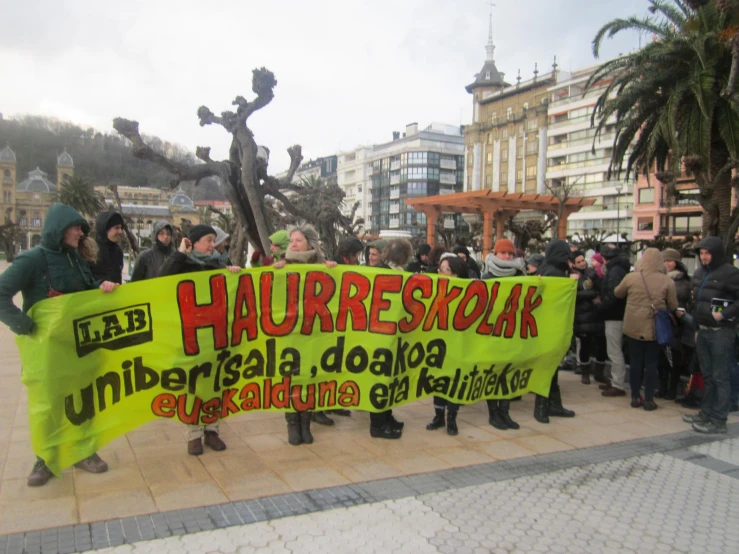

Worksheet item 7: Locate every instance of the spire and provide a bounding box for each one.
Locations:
[485,1,496,62]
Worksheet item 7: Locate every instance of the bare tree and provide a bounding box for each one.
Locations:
[544,176,583,239]
[113,68,304,266]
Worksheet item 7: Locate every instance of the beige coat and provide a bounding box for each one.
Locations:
[614,248,678,341]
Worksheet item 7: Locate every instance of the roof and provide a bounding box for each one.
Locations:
[466,61,508,93]
[16,168,57,193]
[110,202,173,218]
[170,186,194,208]
[405,190,596,214]
[57,149,74,167]
[0,144,16,163]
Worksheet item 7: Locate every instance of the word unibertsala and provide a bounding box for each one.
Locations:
[63,337,447,425]
[178,270,543,355]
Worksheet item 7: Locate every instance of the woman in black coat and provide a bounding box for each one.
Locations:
[159,224,242,456]
[571,251,608,385]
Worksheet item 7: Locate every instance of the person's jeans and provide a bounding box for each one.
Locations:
[628,338,661,401]
[605,321,626,390]
[695,327,734,423]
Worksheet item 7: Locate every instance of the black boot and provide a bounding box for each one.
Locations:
[498,400,520,430]
[548,384,575,417]
[487,399,508,430]
[446,410,458,436]
[312,412,334,426]
[299,411,313,444]
[426,408,445,430]
[534,394,550,424]
[593,362,609,385]
[580,362,592,385]
[285,413,302,446]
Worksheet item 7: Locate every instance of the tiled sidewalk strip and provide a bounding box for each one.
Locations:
[2,423,738,554]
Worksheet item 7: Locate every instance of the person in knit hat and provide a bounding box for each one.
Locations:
[366,239,388,268]
[250,229,290,267]
[406,243,431,273]
[453,244,481,279]
[526,253,545,275]
[158,224,241,456]
[481,238,524,279]
[479,238,524,431]
[211,226,231,266]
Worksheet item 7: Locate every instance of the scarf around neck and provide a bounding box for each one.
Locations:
[484,254,522,277]
[188,250,212,266]
[285,249,322,264]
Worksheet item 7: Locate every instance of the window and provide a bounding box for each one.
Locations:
[32,212,41,228]
[501,149,508,161]
[487,133,492,144]
[486,174,492,186]
[527,119,538,131]
[637,217,654,231]
[501,128,508,140]
[491,112,497,124]
[486,152,492,164]
[523,102,529,111]
[3,169,9,179]
[526,166,537,178]
[516,169,523,182]
[638,188,655,204]
[518,125,524,136]
[500,171,508,185]
[2,191,11,203]
[506,107,513,121]
[526,141,538,155]
[485,71,491,80]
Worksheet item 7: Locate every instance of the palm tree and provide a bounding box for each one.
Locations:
[58,176,106,217]
[588,0,739,250]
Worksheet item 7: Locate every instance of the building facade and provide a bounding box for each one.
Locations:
[338,123,464,237]
[545,65,634,239]
[275,155,338,185]
[0,144,72,249]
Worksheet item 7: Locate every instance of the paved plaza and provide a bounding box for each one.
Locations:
[0,261,737,553]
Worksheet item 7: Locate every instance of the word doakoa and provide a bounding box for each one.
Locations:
[177,271,543,355]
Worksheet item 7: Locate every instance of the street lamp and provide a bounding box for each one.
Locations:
[615,182,624,245]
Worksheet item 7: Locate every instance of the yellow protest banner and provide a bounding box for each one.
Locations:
[17,266,575,474]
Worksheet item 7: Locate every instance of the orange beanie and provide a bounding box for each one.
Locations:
[493,238,516,255]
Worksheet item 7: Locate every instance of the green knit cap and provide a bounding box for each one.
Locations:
[269,230,290,256]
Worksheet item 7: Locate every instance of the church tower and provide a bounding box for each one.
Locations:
[57,148,74,185]
[0,144,17,214]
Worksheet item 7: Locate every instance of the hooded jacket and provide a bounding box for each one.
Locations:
[0,203,98,334]
[691,236,739,328]
[615,248,678,341]
[130,220,175,282]
[89,211,124,284]
[595,256,631,321]
[538,240,571,278]
[572,266,604,335]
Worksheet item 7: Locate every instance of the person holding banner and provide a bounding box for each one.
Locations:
[427,253,468,436]
[481,239,524,430]
[0,203,119,486]
[534,239,577,424]
[158,224,242,455]
[130,220,175,282]
[365,240,388,268]
[273,223,338,444]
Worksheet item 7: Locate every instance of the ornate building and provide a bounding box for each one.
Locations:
[0,144,73,249]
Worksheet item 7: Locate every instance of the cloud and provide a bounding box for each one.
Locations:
[1,0,650,172]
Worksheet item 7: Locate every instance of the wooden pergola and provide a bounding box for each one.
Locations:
[405,190,597,256]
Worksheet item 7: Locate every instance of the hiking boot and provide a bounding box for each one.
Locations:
[602,387,626,397]
[204,431,226,451]
[285,413,302,446]
[682,412,709,424]
[370,424,402,439]
[580,362,592,385]
[312,412,334,426]
[498,400,520,430]
[426,409,445,431]
[188,438,203,455]
[27,459,52,487]
[299,412,314,444]
[692,420,728,434]
[446,411,459,436]
[74,453,108,473]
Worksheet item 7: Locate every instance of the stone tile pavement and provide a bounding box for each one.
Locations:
[1,260,738,553]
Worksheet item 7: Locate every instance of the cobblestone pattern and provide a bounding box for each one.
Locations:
[690,436,739,466]
[2,424,738,554]
[79,452,739,554]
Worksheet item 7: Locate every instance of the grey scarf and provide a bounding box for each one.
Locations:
[483,254,523,277]
[187,250,212,266]
[285,249,323,264]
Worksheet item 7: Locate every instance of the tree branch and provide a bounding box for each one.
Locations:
[107,184,140,255]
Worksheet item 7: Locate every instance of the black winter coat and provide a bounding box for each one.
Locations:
[668,261,694,347]
[158,251,226,278]
[573,266,604,335]
[131,220,176,282]
[537,240,571,278]
[691,236,739,328]
[595,257,630,321]
[89,212,124,284]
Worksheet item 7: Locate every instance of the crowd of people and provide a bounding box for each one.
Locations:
[0,202,737,489]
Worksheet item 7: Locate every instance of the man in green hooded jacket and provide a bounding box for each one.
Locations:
[0,203,118,486]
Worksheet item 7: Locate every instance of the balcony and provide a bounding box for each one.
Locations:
[547,157,612,173]
[389,204,400,214]
[390,175,401,185]
[548,114,592,130]
[390,161,401,171]
[390,188,400,199]
[547,88,605,111]
[440,159,457,170]
[440,173,456,185]
[389,219,400,229]
[439,186,455,195]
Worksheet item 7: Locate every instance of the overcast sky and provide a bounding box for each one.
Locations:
[2,0,649,172]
